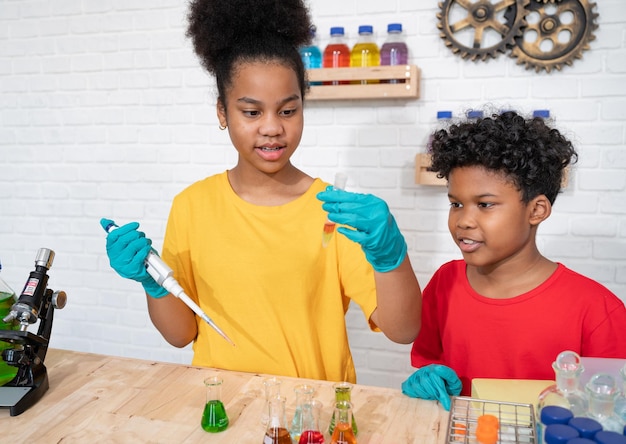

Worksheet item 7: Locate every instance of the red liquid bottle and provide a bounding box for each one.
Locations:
[323,26,350,85]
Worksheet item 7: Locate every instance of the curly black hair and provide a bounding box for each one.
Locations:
[429,110,578,205]
[186,0,313,105]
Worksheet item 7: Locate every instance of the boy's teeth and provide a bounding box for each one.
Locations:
[462,239,476,244]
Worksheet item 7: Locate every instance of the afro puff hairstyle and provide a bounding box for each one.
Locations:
[429,110,578,205]
[186,0,313,104]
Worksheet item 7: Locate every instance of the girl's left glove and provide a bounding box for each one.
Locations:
[317,188,407,272]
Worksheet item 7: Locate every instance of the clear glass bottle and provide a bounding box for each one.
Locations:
[322,26,350,85]
[330,400,357,444]
[201,376,229,433]
[380,23,408,84]
[298,399,325,444]
[350,25,380,84]
[537,351,589,419]
[615,364,626,422]
[586,373,625,433]
[290,384,316,444]
[264,395,291,444]
[0,261,18,387]
[328,382,358,436]
[262,376,283,425]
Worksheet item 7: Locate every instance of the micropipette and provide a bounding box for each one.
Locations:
[101,219,235,347]
[322,172,348,248]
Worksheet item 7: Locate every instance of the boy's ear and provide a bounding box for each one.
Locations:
[529,195,552,226]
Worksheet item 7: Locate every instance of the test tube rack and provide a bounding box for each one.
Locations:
[446,396,537,443]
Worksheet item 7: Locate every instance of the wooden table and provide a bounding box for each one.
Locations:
[0,349,448,443]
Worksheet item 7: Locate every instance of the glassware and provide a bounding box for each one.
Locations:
[537,350,589,419]
[201,376,229,432]
[615,364,626,422]
[329,400,357,444]
[264,395,291,444]
[586,373,625,433]
[298,399,325,444]
[290,384,316,443]
[262,376,282,425]
[328,382,358,436]
[0,263,18,387]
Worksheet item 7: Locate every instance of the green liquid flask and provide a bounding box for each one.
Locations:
[328,382,358,436]
[330,401,357,444]
[201,376,229,433]
[0,265,18,387]
[264,395,292,444]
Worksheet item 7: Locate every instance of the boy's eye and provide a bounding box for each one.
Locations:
[281,108,297,116]
[449,202,462,208]
[478,202,494,208]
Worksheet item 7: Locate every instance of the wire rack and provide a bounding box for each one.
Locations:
[446,396,537,443]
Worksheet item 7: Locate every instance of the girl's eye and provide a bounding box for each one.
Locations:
[478,202,494,208]
[243,110,260,117]
[449,202,461,209]
[281,108,297,116]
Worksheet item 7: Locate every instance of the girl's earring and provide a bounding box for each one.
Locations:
[219,124,227,130]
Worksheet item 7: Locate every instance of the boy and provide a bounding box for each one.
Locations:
[403,110,626,409]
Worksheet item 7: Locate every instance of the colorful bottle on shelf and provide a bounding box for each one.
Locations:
[300,26,322,86]
[350,25,380,84]
[426,110,453,153]
[323,26,350,85]
[380,23,408,84]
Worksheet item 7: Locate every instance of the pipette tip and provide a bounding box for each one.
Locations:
[201,314,236,347]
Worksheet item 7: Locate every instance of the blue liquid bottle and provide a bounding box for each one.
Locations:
[300,25,322,86]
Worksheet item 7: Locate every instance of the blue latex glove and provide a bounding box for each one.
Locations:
[317,188,407,272]
[99,218,168,298]
[401,364,462,411]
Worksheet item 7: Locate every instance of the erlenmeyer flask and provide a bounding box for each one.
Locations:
[330,400,357,444]
[264,395,291,444]
[290,384,315,443]
[328,382,358,436]
[298,399,324,444]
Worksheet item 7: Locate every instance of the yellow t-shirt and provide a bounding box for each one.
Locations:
[161,172,378,383]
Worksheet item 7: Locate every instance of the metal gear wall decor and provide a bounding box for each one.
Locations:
[510,0,598,72]
[437,0,599,73]
[437,0,531,61]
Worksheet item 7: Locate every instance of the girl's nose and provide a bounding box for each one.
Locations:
[259,114,283,136]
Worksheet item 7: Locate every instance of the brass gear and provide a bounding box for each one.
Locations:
[510,0,599,72]
[437,0,531,61]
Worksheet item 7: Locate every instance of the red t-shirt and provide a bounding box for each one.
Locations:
[410,260,626,396]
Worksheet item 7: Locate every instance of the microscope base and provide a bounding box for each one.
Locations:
[0,368,49,416]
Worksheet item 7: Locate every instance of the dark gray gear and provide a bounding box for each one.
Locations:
[510,0,598,72]
[437,0,531,61]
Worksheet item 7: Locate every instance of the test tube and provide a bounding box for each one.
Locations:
[322,172,348,248]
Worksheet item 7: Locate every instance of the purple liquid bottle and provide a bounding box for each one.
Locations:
[380,23,408,84]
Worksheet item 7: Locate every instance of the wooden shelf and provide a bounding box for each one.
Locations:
[415,153,446,186]
[305,65,420,101]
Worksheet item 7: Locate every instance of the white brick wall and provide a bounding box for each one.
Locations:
[0,0,624,389]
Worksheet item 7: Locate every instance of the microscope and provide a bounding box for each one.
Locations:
[0,248,66,416]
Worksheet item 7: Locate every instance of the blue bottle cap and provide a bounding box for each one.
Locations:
[595,431,626,444]
[544,424,579,444]
[533,109,551,119]
[437,111,452,119]
[467,110,483,119]
[568,417,603,439]
[541,406,574,425]
[330,26,345,36]
[566,439,597,444]
[387,23,402,33]
[358,25,373,34]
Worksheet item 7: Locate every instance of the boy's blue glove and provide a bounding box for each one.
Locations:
[100,218,168,298]
[316,188,407,272]
[401,364,462,411]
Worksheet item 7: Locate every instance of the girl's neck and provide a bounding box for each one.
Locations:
[227,165,313,206]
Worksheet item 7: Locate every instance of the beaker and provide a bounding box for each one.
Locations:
[299,399,325,444]
[328,382,358,436]
[264,394,291,444]
[537,350,588,419]
[201,376,229,433]
[329,400,357,444]
[262,376,282,425]
[290,383,316,443]
[586,373,625,433]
